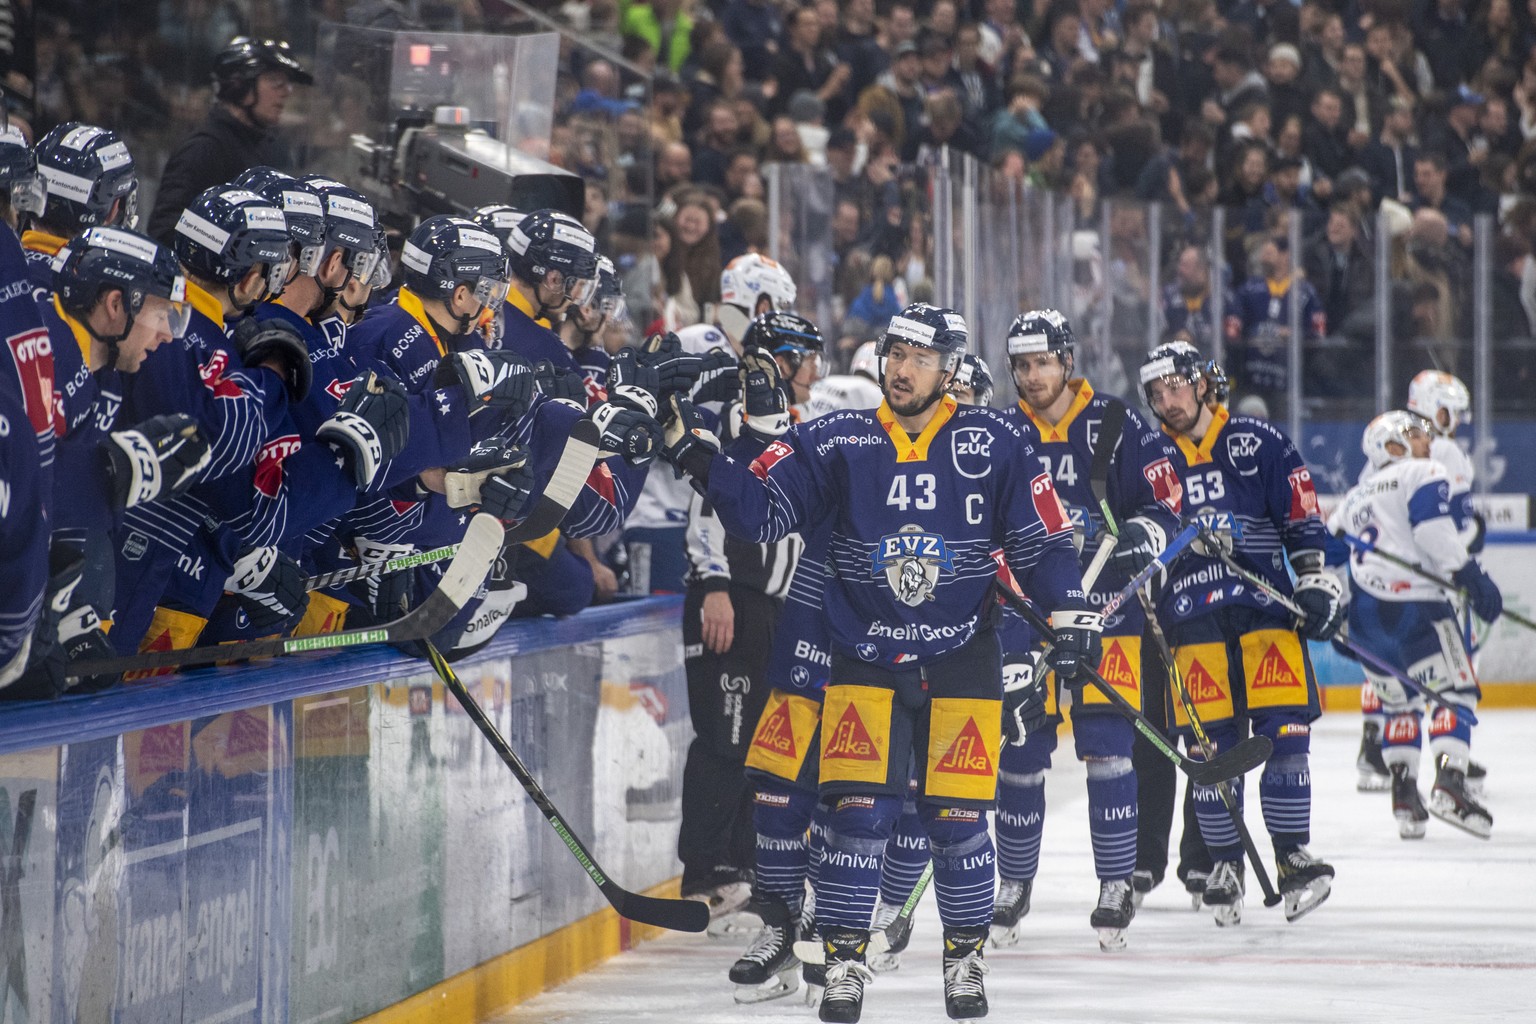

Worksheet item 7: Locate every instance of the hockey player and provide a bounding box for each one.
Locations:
[1356,370,1486,792]
[0,378,48,693]
[1159,244,1240,355]
[561,254,625,390]
[0,125,53,502]
[22,123,139,286]
[1327,411,1501,838]
[990,311,1183,952]
[949,354,994,406]
[1231,235,1325,416]
[1139,341,1342,925]
[494,208,600,374]
[802,340,884,421]
[664,302,1095,1022]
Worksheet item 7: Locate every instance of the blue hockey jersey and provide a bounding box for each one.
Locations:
[1160,282,1240,354]
[1232,275,1326,393]
[0,384,47,675]
[705,395,1086,667]
[0,223,54,500]
[1157,405,1328,626]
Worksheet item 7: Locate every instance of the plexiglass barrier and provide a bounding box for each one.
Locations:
[0,599,688,1024]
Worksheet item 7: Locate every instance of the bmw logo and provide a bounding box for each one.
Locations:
[1174,594,1193,616]
[857,643,879,662]
[791,665,810,686]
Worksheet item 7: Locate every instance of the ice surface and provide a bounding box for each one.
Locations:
[488,710,1536,1023]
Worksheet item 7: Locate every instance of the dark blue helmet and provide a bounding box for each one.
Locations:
[507,209,599,302]
[743,311,823,376]
[401,214,510,305]
[953,353,995,405]
[213,37,313,103]
[173,186,293,298]
[298,174,380,280]
[0,125,44,217]
[1006,309,1074,362]
[53,227,190,348]
[229,166,327,272]
[472,203,523,251]
[1139,340,1207,405]
[876,302,968,377]
[33,123,138,233]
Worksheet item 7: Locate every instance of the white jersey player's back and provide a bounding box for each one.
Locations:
[1327,457,1468,602]
[801,374,882,421]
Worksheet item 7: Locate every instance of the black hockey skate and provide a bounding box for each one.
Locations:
[1356,721,1391,792]
[1391,763,1428,840]
[681,864,753,923]
[1429,754,1493,838]
[1130,868,1158,909]
[1090,878,1136,951]
[729,898,800,1004]
[868,899,916,973]
[988,877,1032,947]
[942,926,991,1020]
[1466,758,1487,798]
[1276,845,1335,922]
[1181,867,1209,910]
[818,929,874,1024]
[1202,859,1244,927]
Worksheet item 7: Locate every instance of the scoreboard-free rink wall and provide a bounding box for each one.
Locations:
[2,542,1535,1024]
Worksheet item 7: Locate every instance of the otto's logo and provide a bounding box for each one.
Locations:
[1288,466,1319,520]
[751,439,794,480]
[325,377,353,402]
[253,434,302,498]
[1142,457,1183,514]
[199,350,244,398]
[871,525,954,606]
[951,426,994,479]
[824,704,880,761]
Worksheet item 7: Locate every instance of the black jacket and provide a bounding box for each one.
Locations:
[148,106,290,245]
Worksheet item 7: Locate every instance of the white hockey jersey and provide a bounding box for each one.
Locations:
[1430,434,1479,549]
[801,373,882,421]
[1327,457,1470,603]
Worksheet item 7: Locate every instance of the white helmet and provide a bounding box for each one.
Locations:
[1362,410,1429,469]
[850,340,879,381]
[718,254,796,342]
[1406,370,1469,436]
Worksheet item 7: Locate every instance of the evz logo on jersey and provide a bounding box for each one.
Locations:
[751,439,794,480]
[871,525,954,605]
[253,434,302,498]
[1287,466,1319,521]
[1029,473,1071,534]
[951,426,993,479]
[1142,457,1183,514]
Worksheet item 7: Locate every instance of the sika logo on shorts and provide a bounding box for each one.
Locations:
[820,685,893,785]
[925,698,1000,801]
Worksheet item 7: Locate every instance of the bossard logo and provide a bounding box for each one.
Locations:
[752,698,797,757]
[1099,641,1138,693]
[872,524,954,606]
[935,717,993,776]
[1185,659,1225,703]
[824,704,881,761]
[1252,644,1300,688]
[951,426,994,479]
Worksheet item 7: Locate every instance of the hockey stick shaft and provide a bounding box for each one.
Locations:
[68,515,505,678]
[304,544,459,592]
[424,640,708,933]
[1335,529,1535,632]
[1212,549,1478,726]
[1101,522,1198,617]
[996,587,1269,784]
[1138,591,1281,907]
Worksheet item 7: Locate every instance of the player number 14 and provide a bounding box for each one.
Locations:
[887,473,937,511]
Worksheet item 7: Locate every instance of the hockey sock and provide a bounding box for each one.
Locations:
[1086,756,1138,880]
[995,768,1046,880]
[879,802,930,905]
[1191,774,1244,862]
[807,801,831,894]
[815,795,898,930]
[1381,710,1423,771]
[1259,754,1312,848]
[752,784,817,912]
[924,808,995,930]
[1427,700,1474,772]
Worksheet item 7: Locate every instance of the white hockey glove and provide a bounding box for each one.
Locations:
[102,413,211,511]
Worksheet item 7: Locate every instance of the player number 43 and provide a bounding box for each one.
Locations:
[1183,470,1225,505]
[887,473,937,511]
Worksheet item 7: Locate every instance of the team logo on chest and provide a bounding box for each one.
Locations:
[950,426,994,479]
[871,524,955,605]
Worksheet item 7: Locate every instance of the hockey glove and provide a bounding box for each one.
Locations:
[438,349,536,421]
[661,394,720,483]
[607,346,662,418]
[1107,516,1166,577]
[1045,609,1103,685]
[638,331,705,399]
[1452,561,1503,623]
[1292,572,1346,641]
[230,315,313,401]
[740,349,790,438]
[444,439,536,521]
[1002,649,1048,746]
[589,400,662,466]
[1,545,85,699]
[347,539,416,622]
[690,347,739,404]
[1467,510,1487,555]
[58,604,118,694]
[102,413,212,511]
[532,359,588,406]
[318,371,411,490]
[225,546,309,633]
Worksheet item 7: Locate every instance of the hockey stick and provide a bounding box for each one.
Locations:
[996,587,1271,785]
[1205,541,1479,726]
[302,418,604,593]
[424,638,709,933]
[1334,529,1535,632]
[793,861,933,965]
[67,514,505,679]
[1100,522,1200,617]
[1138,591,1282,908]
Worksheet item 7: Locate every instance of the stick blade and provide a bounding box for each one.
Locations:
[1190,735,1273,785]
[609,886,711,932]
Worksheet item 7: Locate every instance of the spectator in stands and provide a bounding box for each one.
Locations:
[1396,207,1471,341]
[1335,43,1385,149]
[649,72,688,145]
[917,33,962,100]
[769,4,850,120]
[684,39,743,138]
[1077,0,1123,63]
[1467,0,1525,79]
[722,148,763,203]
[1491,231,1536,338]
[1203,43,1269,134]
[662,192,721,327]
[1413,151,1476,247]
[1362,96,1420,203]
[1304,202,1376,333]
[1162,243,1240,353]
[952,21,1000,131]
[1415,0,1476,90]
[692,99,741,187]
[1265,43,1308,129]
[844,253,906,346]
[1302,87,1353,185]
[835,0,889,99]
[764,114,809,164]
[1041,4,1086,83]
[1023,127,1066,188]
[656,139,694,193]
[1425,87,1488,202]
[1233,233,1327,411]
[991,76,1051,159]
[978,0,1023,69]
[911,90,983,161]
[621,0,693,75]
[1137,123,1215,212]
[865,40,926,157]
[720,0,781,80]
[1478,95,1520,161]
[1228,0,1301,49]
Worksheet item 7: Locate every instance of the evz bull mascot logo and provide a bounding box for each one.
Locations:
[871,524,955,606]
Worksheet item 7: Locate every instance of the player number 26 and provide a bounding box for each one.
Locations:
[1183,470,1225,506]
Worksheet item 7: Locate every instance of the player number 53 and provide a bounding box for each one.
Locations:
[1183,470,1225,506]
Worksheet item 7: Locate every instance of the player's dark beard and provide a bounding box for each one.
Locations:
[886,379,947,418]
